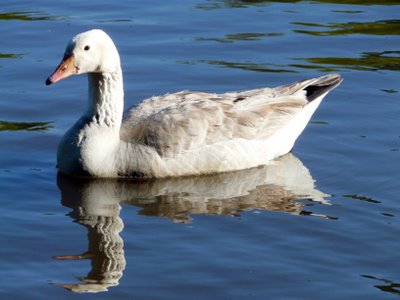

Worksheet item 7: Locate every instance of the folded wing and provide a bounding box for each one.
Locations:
[120,74,341,157]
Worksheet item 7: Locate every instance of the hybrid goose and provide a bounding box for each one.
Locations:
[46,29,342,178]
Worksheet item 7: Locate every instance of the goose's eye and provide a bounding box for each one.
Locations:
[84,45,90,51]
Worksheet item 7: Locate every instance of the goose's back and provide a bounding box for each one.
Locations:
[120,88,308,158]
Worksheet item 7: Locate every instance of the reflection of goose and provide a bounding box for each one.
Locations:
[55,153,331,292]
[46,29,341,178]
[58,153,330,223]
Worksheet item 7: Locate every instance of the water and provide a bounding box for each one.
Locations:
[1,0,399,299]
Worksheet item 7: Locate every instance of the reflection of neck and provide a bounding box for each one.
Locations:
[87,70,124,129]
[85,214,126,285]
[62,200,126,292]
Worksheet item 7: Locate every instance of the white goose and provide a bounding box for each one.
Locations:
[46,29,341,179]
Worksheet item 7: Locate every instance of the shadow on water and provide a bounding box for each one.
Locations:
[54,153,334,293]
[197,0,400,9]
[0,120,53,132]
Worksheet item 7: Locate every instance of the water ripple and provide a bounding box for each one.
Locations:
[197,60,298,73]
[195,32,284,43]
[291,51,400,72]
[0,11,65,21]
[0,120,53,132]
[293,20,400,36]
[197,0,400,10]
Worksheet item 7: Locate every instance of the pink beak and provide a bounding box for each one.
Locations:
[46,53,78,85]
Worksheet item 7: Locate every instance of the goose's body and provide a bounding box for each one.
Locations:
[46,29,342,178]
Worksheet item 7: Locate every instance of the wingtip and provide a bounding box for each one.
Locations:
[305,73,342,102]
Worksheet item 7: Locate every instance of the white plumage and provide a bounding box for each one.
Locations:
[46,29,342,178]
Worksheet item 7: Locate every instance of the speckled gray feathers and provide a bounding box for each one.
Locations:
[120,74,341,157]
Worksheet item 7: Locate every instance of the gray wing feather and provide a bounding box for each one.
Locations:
[120,91,306,157]
[120,74,341,157]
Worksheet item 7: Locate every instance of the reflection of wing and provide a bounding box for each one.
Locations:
[58,153,331,225]
[123,153,330,222]
[120,89,307,157]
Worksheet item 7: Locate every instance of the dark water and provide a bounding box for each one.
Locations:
[1,1,399,299]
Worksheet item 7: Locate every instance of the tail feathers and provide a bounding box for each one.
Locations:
[276,73,342,102]
[304,74,342,102]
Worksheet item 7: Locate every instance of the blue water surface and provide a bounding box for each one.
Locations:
[0,1,399,299]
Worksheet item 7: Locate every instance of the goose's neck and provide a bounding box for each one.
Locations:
[86,69,124,129]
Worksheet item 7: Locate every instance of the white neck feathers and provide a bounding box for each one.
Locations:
[87,69,124,129]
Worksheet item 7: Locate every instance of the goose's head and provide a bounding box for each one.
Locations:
[46,29,120,85]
